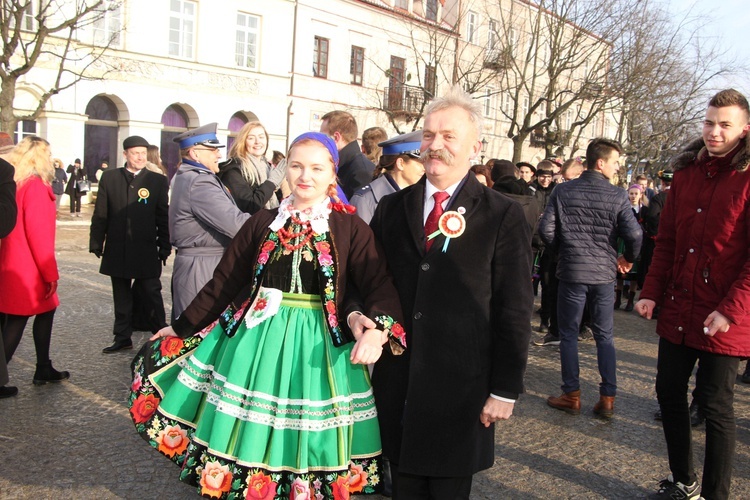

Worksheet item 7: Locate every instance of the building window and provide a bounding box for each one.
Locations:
[350,46,364,85]
[169,0,195,59]
[394,0,409,9]
[565,110,572,130]
[313,36,329,78]
[466,11,477,44]
[14,120,36,143]
[483,88,493,118]
[93,1,122,47]
[487,20,497,50]
[236,12,259,69]
[425,0,438,22]
[510,28,518,57]
[424,64,436,97]
[522,95,529,117]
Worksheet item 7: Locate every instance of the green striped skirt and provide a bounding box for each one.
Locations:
[130,292,384,499]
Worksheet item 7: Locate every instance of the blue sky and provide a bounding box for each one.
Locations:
[658,0,749,91]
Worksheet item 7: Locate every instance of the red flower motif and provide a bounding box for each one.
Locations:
[262,240,277,252]
[253,297,268,312]
[159,336,184,358]
[325,300,336,315]
[130,393,160,424]
[347,463,368,493]
[246,471,278,500]
[314,241,330,253]
[391,323,406,343]
[331,475,350,500]
[200,461,233,499]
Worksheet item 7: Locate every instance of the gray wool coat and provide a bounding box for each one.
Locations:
[169,162,250,319]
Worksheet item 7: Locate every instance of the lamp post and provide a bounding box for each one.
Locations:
[480,138,489,164]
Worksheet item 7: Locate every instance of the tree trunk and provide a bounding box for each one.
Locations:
[0,77,19,135]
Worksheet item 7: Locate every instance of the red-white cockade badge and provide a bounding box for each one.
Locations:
[427,211,466,252]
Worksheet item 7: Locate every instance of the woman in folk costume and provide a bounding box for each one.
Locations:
[129,132,405,499]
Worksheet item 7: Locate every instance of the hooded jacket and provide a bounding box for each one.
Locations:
[639,138,750,356]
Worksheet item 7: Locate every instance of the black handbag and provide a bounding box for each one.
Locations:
[77,179,91,192]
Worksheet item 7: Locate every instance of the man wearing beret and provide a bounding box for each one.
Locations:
[90,136,171,353]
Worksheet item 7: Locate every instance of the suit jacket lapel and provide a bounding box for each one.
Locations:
[403,178,427,256]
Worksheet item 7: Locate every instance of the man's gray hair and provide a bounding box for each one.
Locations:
[424,85,483,139]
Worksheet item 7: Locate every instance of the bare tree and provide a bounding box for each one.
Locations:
[607,0,737,180]
[0,0,121,134]
[479,0,620,163]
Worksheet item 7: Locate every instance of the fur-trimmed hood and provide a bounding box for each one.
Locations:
[669,137,750,172]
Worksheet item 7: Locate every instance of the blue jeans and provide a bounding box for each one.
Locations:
[557,281,616,396]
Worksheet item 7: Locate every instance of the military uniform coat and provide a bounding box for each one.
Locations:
[90,167,170,279]
[349,174,398,224]
[369,174,533,477]
[169,161,250,318]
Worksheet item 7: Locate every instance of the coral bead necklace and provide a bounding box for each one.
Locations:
[277,213,314,252]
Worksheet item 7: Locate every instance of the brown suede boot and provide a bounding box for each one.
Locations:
[593,395,615,418]
[547,390,581,414]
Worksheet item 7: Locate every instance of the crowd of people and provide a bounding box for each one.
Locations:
[0,86,749,500]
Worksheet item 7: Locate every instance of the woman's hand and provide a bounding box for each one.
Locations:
[350,328,387,365]
[150,326,178,341]
[44,281,58,300]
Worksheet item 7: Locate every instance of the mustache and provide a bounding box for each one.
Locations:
[420,148,455,165]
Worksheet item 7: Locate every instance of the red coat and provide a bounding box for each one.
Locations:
[640,139,750,357]
[0,176,59,315]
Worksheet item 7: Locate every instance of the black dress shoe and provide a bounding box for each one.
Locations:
[102,340,133,354]
[0,386,18,398]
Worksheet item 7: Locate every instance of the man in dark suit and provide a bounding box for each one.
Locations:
[320,110,374,200]
[90,136,171,353]
[364,86,533,499]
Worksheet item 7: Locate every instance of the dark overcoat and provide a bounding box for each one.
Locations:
[370,174,533,477]
[89,167,170,279]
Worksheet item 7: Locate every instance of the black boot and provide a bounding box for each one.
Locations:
[614,289,622,309]
[624,291,636,312]
[33,360,70,385]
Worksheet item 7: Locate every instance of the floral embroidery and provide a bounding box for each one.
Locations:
[199,460,233,498]
[159,336,184,358]
[331,474,350,500]
[290,477,312,499]
[375,314,407,354]
[347,462,368,493]
[130,393,160,424]
[245,471,277,499]
[155,423,189,458]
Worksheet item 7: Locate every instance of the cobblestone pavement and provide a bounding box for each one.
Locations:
[1,205,748,499]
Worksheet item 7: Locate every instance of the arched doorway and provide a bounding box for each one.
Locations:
[84,95,120,182]
[226,111,259,153]
[160,105,191,178]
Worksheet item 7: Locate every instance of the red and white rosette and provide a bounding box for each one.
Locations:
[426,210,466,252]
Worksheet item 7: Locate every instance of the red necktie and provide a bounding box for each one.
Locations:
[425,191,450,251]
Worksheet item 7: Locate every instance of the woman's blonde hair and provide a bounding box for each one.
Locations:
[9,136,53,185]
[229,121,269,159]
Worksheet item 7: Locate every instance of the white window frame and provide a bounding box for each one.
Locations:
[483,88,494,118]
[487,20,497,50]
[466,11,477,44]
[169,0,196,59]
[394,0,409,10]
[522,94,529,117]
[92,1,122,48]
[235,12,260,70]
